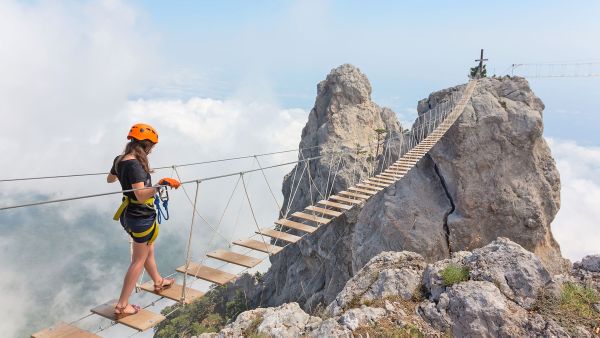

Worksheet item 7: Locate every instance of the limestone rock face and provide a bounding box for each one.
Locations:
[326,251,426,316]
[205,240,581,338]
[422,76,565,273]
[465,237,552,309]
[280,63,402,215]
[215,303,321,338]
[579,255,600,272]
[444,281,528,336]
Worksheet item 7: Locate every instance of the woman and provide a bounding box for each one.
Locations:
[107,123,181,317]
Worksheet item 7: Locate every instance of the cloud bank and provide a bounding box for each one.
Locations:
[548,138,600,261]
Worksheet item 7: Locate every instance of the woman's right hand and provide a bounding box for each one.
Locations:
[158,178,181,189]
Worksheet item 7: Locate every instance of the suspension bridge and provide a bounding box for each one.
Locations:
[19,78,477,337]
[510,62,600,78]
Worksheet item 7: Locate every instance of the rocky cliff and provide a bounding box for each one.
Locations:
[280,64,402,216]
[251,65,567,314]
[196,239,600,337]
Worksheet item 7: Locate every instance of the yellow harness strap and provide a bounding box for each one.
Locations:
[113,196,155,221]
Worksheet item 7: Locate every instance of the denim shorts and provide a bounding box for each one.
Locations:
[120,213,159,244]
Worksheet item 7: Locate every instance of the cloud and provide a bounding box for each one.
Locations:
[0,2,308,336]
[547,138,600,262]
[1,96,307,337]
[0,0,155,189]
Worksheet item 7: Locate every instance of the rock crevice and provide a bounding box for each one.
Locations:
[431,157,454,253]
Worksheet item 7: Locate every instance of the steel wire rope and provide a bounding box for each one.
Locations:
[282,156,302,218]
[0,155,326,211]
[254,156,283,218]
[173,168,231,245]
[175,165,243,250]
[283,161,308,219]
[181,181,200,302]
[1,132,378,183]
[240,173,270,253]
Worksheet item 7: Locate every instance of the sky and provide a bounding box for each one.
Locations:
[0,1,599,337]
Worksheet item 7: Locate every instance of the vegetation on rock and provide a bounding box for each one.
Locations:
[154,286,249,338]
[354,319,424,338]
[440,264,469,286]
[534,282,600,335]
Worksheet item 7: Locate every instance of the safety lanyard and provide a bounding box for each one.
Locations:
[154,187,170,224]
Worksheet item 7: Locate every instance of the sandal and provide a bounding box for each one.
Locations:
[154,277,175,293]
[114,303,140,319]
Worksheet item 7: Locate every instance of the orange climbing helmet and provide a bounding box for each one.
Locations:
[127,123,158,144]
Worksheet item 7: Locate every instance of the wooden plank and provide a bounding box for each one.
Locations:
[373,174,395,180]
[378,173,400,179]
[411,145,431,150]
[256,228,301,243]
[329,195,363,204]
[176,262,237,285]
[305,205,343,217]
[375,175,397,182]
[338,190,370,199]
[275,218,317,233]
[91,300,165,332]
[292,211,331,224]
[363,180,389,188]
[356,183,383,191]
[233,238,283,254]
[380,170,401,175]
[318,199,353,210]
[369,176,394,183]
[384,170,406,175]
[369,177,394,184]
[401,157,421,162]
[207,249,261,268]
[32,322,99,338]
[139,281,204,304]
[348,186,378,195]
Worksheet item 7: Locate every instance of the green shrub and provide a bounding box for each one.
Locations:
[154,285,249,338]
[560,282,599,319]
[440,264,469,286]
[534,282,600,334]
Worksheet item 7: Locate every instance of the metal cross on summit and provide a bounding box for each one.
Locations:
[475,49,488,78]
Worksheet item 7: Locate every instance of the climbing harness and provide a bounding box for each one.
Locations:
[112,196,155,221]
[112,195,160,245]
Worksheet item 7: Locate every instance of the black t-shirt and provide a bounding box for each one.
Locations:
[110,156,156,218]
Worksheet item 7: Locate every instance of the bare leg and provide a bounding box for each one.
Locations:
[144,243,162,284]
[117,241,150,312]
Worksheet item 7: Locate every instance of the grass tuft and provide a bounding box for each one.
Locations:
[560,282,599,319]
[440,264,469,286]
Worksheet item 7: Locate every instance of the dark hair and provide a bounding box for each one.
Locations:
[120,139,155,173]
